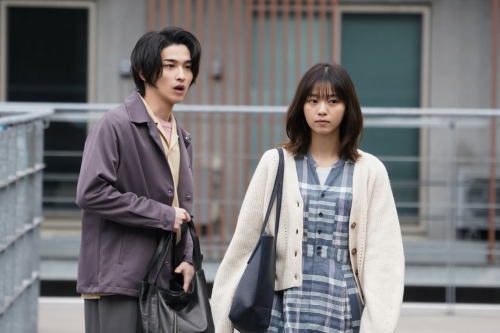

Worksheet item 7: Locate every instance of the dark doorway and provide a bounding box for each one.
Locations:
[7,6,89,211]
[7,6,88,102]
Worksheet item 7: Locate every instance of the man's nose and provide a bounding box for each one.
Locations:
[177,67,186,81]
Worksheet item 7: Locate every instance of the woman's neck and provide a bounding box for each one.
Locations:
[309,132,341,167]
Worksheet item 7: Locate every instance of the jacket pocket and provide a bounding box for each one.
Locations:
[117,231,127,264]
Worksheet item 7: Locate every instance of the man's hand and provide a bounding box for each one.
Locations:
[174,261,195,292]
[174,207,191,231]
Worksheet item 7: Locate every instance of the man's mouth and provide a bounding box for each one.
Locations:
[174,85,185,94]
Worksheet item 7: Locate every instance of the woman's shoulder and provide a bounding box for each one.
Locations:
[356,149,389,176]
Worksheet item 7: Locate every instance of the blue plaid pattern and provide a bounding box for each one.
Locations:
[267,153,363,333]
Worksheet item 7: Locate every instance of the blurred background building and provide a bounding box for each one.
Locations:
[0,0,499,307]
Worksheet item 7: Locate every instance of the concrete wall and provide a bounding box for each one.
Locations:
[93,0,146,102]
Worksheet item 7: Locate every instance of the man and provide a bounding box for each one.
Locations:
[76,27,202,333]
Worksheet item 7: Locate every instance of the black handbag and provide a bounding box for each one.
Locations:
[139,221,215,333]
[229,148,284,332]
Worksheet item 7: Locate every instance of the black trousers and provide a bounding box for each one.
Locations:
[84,295,143,333]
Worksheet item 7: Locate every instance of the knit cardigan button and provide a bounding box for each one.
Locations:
[351,248,357,255]
[351,222,357,229]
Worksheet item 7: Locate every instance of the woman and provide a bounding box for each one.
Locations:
[211,63,405,333]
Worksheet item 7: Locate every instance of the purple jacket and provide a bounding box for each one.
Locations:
[76,93,194,297]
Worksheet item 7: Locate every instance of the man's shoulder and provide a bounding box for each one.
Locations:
[96,102,130,128]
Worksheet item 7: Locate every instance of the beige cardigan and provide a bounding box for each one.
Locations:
[211,149,405,333]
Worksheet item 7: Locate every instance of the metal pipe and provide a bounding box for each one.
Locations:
[488,0,499,264]
[332,0,339,63]
[147,0,157,31]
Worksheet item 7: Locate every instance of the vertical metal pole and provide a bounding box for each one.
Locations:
[332,0,339,63]
[446,119,457,314]
[147,0,157,31]
[488,0,499,264]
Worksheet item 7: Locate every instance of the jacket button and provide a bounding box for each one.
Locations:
[168,189,173,195]
[184,135,191,143]
[186,194,192,201]
[351,248,357,255]
[351,222,357,229]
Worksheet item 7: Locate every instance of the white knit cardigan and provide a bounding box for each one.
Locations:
[211,149,405,333]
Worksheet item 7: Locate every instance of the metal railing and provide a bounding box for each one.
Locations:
[2,102,500,307]
[0,105,52,332]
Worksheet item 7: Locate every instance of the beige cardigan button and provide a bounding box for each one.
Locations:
[350,222,357,229]
[351,248,357,255]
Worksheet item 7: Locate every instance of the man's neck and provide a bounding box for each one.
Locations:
[142,92,174,122]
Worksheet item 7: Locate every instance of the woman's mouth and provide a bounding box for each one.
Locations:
[315,120,329,125]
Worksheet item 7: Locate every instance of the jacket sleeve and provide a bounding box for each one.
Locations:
[75,114,176,231]
[210,150,277,333]
[175,224,193,265]
[360,163,405,333]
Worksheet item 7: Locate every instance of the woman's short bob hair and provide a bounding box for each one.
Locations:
[130,26,202,96]
[283,63,363,162]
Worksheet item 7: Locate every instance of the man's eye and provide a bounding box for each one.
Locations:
[185,65,192,70]
[164,64,175,68]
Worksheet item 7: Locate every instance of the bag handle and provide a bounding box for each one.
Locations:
[260,148,284,237]
[145,221,203,284]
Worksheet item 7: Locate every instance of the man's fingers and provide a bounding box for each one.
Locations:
[183,274,192,292]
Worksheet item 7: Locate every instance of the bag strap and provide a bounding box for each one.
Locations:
[259,148,285,237]
[145,220,204,284]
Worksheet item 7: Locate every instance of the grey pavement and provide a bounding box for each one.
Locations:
[38,298,500,333]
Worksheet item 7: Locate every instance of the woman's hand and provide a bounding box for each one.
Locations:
[174,261,195,292]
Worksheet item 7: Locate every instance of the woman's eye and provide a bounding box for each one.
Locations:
[308,98,318,104]
[329,99,337,104]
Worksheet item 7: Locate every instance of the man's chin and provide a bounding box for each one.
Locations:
[172,94,188,103]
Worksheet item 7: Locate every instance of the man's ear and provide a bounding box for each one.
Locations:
[139,71,146,82]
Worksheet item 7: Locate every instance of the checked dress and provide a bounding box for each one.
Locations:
[267,153,363,333]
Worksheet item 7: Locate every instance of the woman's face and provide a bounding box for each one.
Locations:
[303,83,345,138]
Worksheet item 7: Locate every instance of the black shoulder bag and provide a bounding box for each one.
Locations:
[229,148,284,332]
[139,221,215,333]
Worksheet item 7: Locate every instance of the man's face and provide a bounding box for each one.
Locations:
[146,44,193,105]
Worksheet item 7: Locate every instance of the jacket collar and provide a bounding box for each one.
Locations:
[124,92,192,148]
[124,92,151,124]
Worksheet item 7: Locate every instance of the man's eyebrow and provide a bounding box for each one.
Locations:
[162,58,192,63]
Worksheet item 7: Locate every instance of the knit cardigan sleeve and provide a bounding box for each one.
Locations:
[360,159,405,333]
[210,150,278,333]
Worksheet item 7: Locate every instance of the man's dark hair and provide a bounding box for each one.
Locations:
[130,26,202,96]
[283,63,363,162]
